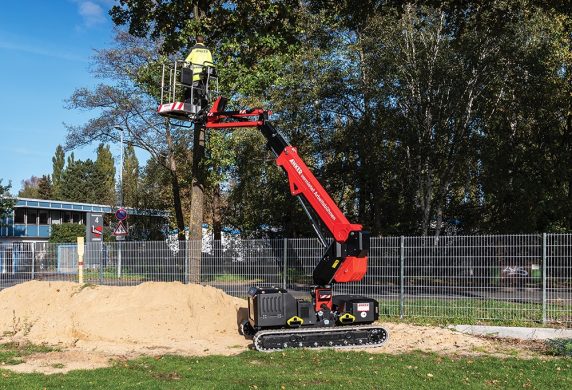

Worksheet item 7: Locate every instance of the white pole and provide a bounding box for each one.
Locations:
[119,128,124,207]
[114,126,125,278]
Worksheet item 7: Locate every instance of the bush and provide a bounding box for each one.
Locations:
[49,223,85,243]
[546,338,572,357]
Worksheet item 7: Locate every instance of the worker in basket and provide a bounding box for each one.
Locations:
[184,35,215,106]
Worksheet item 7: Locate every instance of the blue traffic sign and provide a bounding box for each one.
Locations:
[115,208,128,221]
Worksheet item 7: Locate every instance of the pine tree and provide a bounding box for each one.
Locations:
[66,152,75,168]
[52,145,65,199]
[60,159,102,203]
[37,175,52,199]
[95,144,116,205]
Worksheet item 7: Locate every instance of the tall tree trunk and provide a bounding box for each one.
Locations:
[566,104,572,229]
[189,121,206,283]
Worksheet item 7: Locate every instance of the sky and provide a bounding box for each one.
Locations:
[0,0,146,194]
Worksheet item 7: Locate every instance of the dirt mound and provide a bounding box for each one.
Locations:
[0,281,249,357]
[0,281,540,374]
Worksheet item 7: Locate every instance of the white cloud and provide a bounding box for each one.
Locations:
[78,1,106,27]
[71,0,116,28]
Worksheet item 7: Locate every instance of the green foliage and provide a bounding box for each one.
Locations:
[49,223,85,243]
[263,0,572,236]
[95,144,116,205]
[110,0,302,96]
[0,179,14,223]
[59,155,117,205]
[546,338,572,357]
[18,175,51,200]
[37,175,52,199]
[0,343,59,366]
[51,145,65,199]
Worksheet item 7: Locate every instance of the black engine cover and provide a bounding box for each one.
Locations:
[247,287,297,328]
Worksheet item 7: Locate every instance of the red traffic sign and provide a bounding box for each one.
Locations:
[112,220,128,236]
[115,208,128,221]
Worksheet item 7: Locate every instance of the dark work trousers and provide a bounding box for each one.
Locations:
[184,80,206,105]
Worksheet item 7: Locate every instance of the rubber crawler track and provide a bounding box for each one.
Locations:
[253,325,389,352]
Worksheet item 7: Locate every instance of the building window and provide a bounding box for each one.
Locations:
[72,212,82,224]
[39,210,48,225]
[51,211,61,225]
[15,208,25,224]
[63,212,71,223]
[27,209,37,225]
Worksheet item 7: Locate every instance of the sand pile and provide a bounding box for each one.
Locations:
[0,281,249,356]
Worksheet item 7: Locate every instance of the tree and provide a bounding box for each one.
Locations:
[60,159,107,204]
[19,175,52,199]
[18,176,41,198]
[52,145,65,199]
[64,31,189,237]
[286,0,572,236]
[108,0,305,245]
[122,142,140,207]
[0,180,14,223]
[37,175,53,199]
[95,143,116,205]
[99,0,572,238]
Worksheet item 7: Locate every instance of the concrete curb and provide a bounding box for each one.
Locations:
[449,325,572,340]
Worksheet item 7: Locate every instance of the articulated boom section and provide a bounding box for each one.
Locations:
[205,98,369,286]
[204,97,387,351]
[276,146,361,242]
[275,146,370,286]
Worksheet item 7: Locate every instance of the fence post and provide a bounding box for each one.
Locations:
[117,241,122,279]
[99,243,104,285]
[400,236,405,319]
[31,242,35,280]
[283,238,287,289]
[542,233,547,324]
[185,240,190,284]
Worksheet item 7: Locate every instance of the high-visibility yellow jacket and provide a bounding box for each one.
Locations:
[185,43,213,81]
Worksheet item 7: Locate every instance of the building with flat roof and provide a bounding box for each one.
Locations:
[0,197,169,243]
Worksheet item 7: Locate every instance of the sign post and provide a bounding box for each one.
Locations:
[77,236,85,284]
[113,208,129,278]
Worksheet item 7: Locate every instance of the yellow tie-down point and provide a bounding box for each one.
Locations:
[338,313,356,324]
[287,316,304,327]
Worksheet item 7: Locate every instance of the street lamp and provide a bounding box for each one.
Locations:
[113,126,124,207]
[113,126,125,278]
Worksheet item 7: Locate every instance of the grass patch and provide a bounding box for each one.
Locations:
[0,343,59,366]
[376,297,571,327]
[83,269,148,282]
[0,349,571,389]
[208,274,261,283]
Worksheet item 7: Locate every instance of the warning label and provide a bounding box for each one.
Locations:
[357,303,370,312]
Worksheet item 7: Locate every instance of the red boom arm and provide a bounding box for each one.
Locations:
[205,97,369,285]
